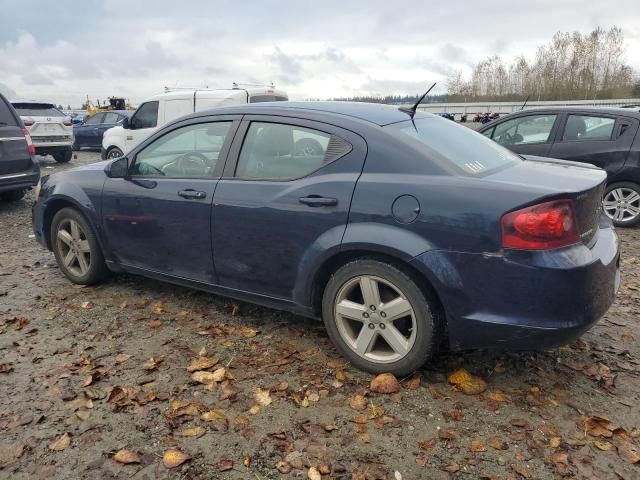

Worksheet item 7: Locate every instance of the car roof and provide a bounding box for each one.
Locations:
[189,101,434,126]
[502,106,640,119]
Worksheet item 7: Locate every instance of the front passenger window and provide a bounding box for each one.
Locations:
[130,101,159,129]
[132,122,231,177]
[235,122,351,180]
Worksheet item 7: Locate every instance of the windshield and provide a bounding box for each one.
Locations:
[11,103,65,117]
[387,117,521,176]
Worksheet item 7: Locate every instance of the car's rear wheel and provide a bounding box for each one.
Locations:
[53,147,73,163]
[1,189,26,201]
[106,147,124,159]
[51,208,108,285]
[603,182,640,227]
[322,259,435,375]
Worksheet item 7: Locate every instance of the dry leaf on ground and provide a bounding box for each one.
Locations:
[162,449,191,468]
[113,449,140,464]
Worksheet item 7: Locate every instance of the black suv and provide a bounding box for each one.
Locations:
[479,107,640,227]
[0,93,40,201]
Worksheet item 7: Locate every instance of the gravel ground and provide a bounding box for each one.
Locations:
[1,151,639,480]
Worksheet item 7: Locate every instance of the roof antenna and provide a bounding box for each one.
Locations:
[520,94,530,111]
[399,82,437,117]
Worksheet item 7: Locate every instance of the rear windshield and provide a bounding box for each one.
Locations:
[0,98,18,126]
[249,95,288,103]
[11,103,65,117]
[387,117,521,176]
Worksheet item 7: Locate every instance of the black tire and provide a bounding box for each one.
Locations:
[106,147,124,159]
[72,141,80,152]
[322,259,435,375]
[1,189,27,201]
[603,182,640,227]
[50,207,109,285]
[53,147,73,163]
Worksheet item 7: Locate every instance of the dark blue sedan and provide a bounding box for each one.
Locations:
[72,110,131,150]
[32,102,620,374]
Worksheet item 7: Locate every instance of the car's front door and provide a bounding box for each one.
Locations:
[548,113,639,174]
[124,101,159,152]
[212,116,367,300]
[96,112,122,148]
[101,117,239,283]
[482,113,560,157]
[76,113,105,148]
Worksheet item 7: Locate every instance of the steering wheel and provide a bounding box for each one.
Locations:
[175,152,209,176]
[295,138,324,157]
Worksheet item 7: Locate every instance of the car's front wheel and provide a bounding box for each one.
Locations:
[53,147,73,163]
[322,259,435,375]
[51,208,109,285]
[106,147,124,159]
[603,182,640,227]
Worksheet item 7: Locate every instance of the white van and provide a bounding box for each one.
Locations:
[101,85,288,159]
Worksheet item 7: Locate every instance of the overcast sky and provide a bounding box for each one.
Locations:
[0,0,639,107]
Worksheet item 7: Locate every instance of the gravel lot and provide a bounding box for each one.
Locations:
[1,151,639,480]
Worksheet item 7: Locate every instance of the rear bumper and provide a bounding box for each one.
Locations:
[411,219,620,351]
[0,160,40,193]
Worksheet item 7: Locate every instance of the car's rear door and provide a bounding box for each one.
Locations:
[548,112,638,174]
[101,116,240,284]
[482,112,561,157]
[76,113,105,148]
[211,115,366,300]
[0,95,30,176]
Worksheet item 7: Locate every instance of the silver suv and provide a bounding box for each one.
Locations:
[11,101,73,163]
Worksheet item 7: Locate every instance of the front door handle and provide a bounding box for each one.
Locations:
[178,189,207,200]
[299,195,338,207]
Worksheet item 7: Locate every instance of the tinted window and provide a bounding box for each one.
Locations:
[131,101,159,129]
[0,98,18,126]
[249,95,288,103]
[12,102,65,117]
[236,122,345,180]
[84,113,105,125]
[103,112,120,124]
[388,117,520,176]
[493,114,557,146]
[133,122,232,177]
[562,115,615,141]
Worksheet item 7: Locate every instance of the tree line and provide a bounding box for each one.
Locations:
[447,27,640,101]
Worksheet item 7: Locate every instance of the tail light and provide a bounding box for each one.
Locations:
[63,118,72,126]
[23,118,34,127]
[22,128,36,155]
[501,199,580,250]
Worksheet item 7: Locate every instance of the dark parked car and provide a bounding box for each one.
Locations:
[73,110,132,150]
[0,93,40,201]
[32,102,619,374]
[479,107,640,227]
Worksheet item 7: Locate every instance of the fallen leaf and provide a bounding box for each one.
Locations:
[180,426,206,438]
[488,437,508,450]
[594,440,613,451]
[276,461,292,473]
[191,371,218,384]
[350,394,367,411]
[512,464,529,478]
[418,438,437,451]
[162,449,191,469]
[549,437,561,448]
[486,390,509,402]
[403,373,421,390]
[200,409,227,421]
[447,368,487,395]
[439,429,457,441]
[113,449,141,464]
[186,357,218,373]
[115,353,131,364]
[308,467,321,480]
[370,373,401,394]
[217,459,234,471]
[445,462,460,473]
[254,388,272,406]
[470,439,487,452]
[142,357,163,371]
[48,433,71,451]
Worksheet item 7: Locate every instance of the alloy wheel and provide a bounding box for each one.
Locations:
[603,188,640,223]
[55,218,91,277]
[334,275,417,364]
[106,148,123,159]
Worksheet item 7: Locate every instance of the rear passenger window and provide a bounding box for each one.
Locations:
[562,115,615,141]
[493,114,557,146]
[0,99,18,126]
[235,122,351,180]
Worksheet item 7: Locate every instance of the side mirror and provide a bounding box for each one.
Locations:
[105,156,129,178]
[122,117,130,129]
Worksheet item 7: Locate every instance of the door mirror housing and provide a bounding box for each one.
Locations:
[121,116,130,129]
[105,156,129,178]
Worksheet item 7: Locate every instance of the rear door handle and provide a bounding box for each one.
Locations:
[299,195,338,207]
[178,189,207,200]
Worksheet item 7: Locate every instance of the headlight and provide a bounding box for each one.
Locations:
[34,180,41,202]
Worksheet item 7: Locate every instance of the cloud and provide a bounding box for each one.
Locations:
[0,82,17,98]
[0,0,638,106]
